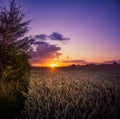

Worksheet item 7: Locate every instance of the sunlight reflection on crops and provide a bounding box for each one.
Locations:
[19,68,120,119]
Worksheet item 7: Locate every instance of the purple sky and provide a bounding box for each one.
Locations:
[1,0,120,66]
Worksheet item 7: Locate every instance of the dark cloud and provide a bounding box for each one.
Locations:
[34,32,70,42]
[29,32,70,65]
[32,41,48,46]
[35,34,48,40]
[29,41,62,64]
[50,32,70,41]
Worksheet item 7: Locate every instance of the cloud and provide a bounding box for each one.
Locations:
[29,32,70,65]
[34,32,70,42]
[32,41,48,45]
[63,60,87,64]
[35,34,48,40]
[49,32,70,41]
[29,41,62,64]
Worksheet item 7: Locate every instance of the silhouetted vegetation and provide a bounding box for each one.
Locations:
[0,0,32,118]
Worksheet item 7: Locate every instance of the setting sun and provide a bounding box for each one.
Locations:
[49,63,57,68]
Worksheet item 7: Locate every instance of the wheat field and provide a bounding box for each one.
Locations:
[18,67,120,119]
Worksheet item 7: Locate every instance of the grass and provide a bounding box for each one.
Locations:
[17,67,120,119]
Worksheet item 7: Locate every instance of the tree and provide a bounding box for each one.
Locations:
[0,0,32,118]
[0,0,33,79]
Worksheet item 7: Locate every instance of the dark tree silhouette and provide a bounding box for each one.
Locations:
[0,0,33,79]
[0,0,32,118]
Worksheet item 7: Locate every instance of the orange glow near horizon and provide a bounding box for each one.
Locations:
[48,61,64,67]
[31,61,65,67]
[30,58,120,67]
[49,63,57,68]
[31,61,93,67]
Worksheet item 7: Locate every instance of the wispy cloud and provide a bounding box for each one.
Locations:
[63,60,87,65]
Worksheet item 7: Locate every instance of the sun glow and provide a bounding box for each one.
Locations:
[31,61,65,67]
[49,63,57,68]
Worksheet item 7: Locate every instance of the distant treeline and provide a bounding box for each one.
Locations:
[69,63,120,71]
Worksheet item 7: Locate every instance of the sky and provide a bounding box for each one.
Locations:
[1,0,120,66]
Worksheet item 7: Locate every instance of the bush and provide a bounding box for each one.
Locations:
[0,46,30,119]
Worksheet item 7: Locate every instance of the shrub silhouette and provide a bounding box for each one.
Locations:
[0,0,32,118]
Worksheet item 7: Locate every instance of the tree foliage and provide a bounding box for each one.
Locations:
[0,0,32,118]
[0,0,32,80]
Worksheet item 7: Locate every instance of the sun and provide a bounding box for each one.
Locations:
[49,63,57,68]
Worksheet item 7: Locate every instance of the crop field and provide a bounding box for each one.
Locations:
[19,67,120,119]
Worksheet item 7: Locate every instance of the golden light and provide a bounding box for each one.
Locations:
[49,63,57,68]
[31,61,64,67]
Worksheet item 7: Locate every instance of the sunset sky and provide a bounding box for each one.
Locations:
[1,0,120,66]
